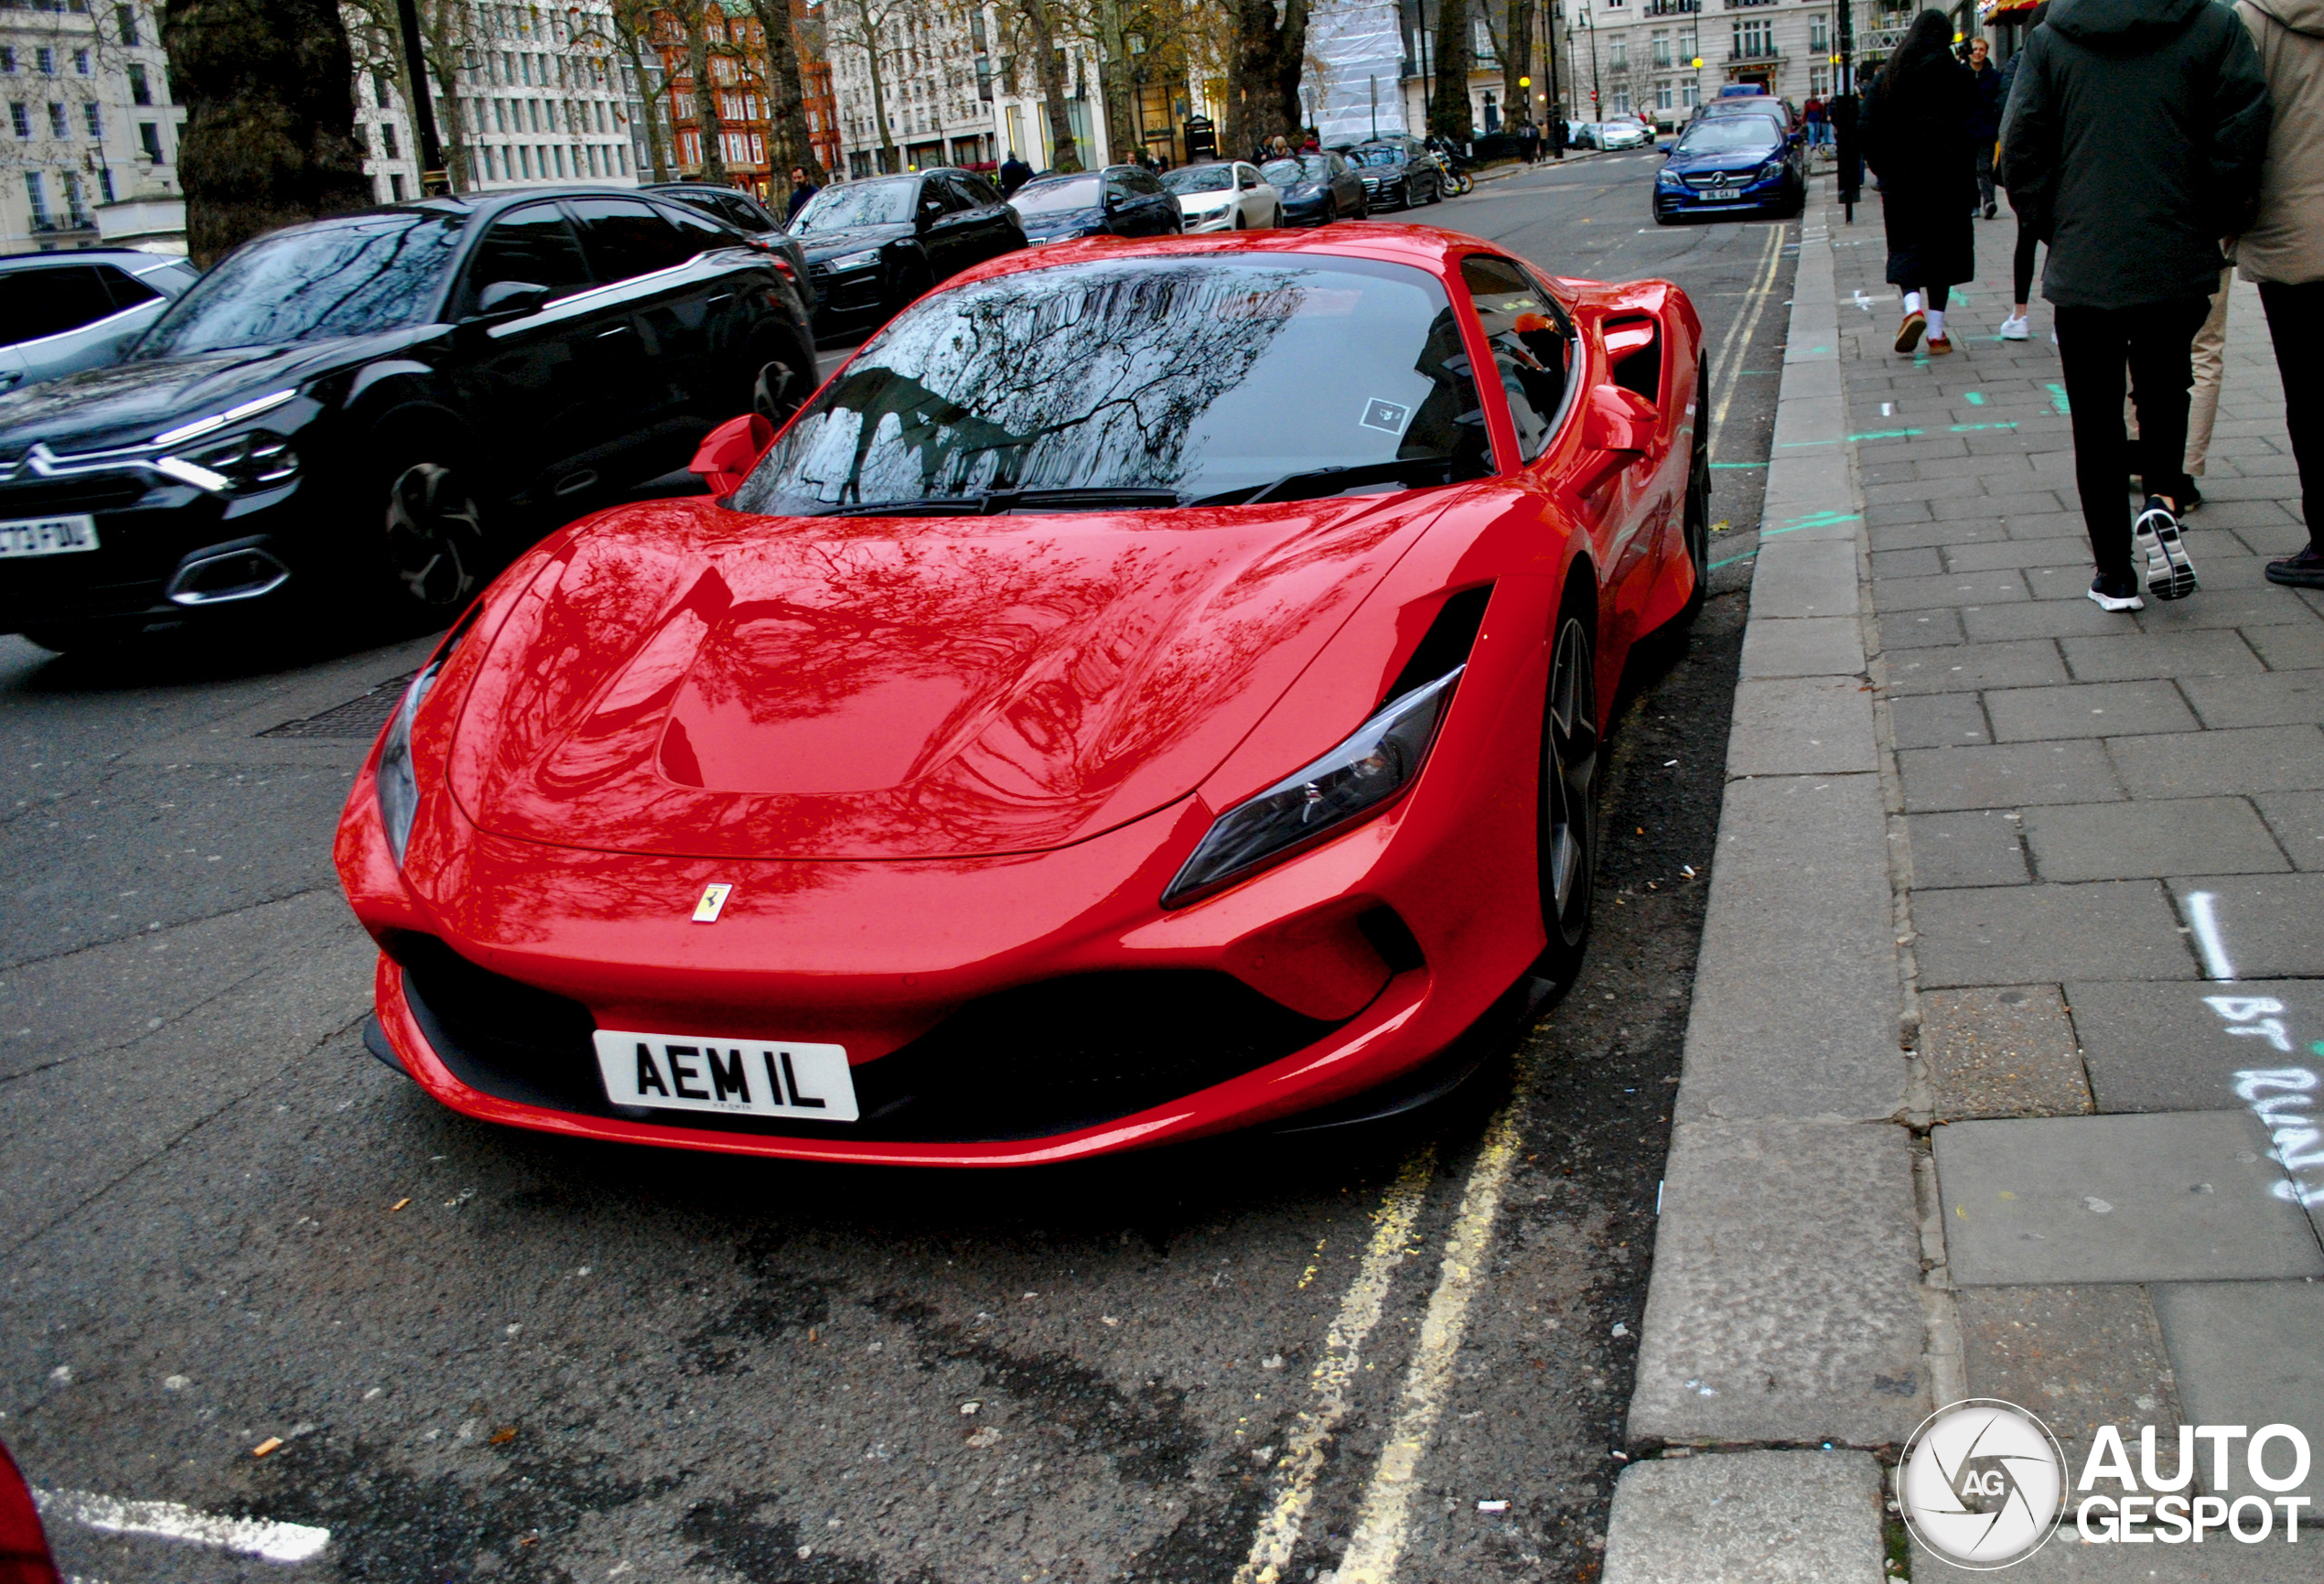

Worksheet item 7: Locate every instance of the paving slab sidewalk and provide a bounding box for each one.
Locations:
[1609,190,2324,1582]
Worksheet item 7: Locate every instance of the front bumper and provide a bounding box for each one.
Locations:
[0,469,311,634]
[1656,175,1789,215]
[804,262,892,337]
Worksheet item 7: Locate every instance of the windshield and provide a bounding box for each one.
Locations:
[731,255,1492,515]
[1676,118,1781,155]
[792,180,914,232]
[1263,156,1328,186]
[1161,165,1235,194]
[1010,175,1103,215]
[133,213,463,357]
[1354,145,1405,167]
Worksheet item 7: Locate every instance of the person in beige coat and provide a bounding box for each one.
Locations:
[2237,0,2324,586]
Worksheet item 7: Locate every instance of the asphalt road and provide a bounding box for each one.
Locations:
[0,154,1801,1584]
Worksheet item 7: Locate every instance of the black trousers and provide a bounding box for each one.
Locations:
[2054,298,2211,583]
[2013,216,2039,306]
[1974,145,1996,211]
[2259,278,2324,555]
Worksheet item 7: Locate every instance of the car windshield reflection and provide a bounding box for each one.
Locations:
[133,213,466,357]
[792,180,916,232]
[1010,176,1105,216]
[731,254,1493,516]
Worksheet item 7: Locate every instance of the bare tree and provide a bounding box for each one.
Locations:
[744,0,825,187]
[675,0,726,179]
[1222,0,1305,157]
[164,0,371,264]
[1012,0,1083,173]
[823,0,905,169]
[609,0,673,181]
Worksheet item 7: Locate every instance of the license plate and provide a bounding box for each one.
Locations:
[1701,189,1741,200]
[594,1029,860,1123]
[0,513,98,557]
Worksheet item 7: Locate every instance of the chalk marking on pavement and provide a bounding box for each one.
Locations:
[35,1489,330,1563]
[1704,222,1788,460]
[1233,1148,1436,1584]
[2186,890,2236,982]
[1330,1103,1526,1584]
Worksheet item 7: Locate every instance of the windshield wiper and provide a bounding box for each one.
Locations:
[1194,453,1464,507]
[810,486,1186,518]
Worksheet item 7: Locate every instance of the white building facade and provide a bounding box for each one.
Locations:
[827,2,1000,176]
[0,0,184,253]
[1565,0,1867,125]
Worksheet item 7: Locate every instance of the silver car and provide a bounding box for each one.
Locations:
[0,250,199,393]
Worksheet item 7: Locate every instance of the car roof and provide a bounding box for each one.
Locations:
[0,248,188,273]
[941,224,1495,297]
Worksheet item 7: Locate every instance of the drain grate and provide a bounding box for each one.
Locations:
[260,671,418,740]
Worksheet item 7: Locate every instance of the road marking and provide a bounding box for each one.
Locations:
[2186,890,2235,981]
[1331,1102,1526,1584]
[1234,1148,1437,1584]
[35,1489,330,1564]
[1705,222,1789,461]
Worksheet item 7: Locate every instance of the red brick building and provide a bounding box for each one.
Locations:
[656,0,842,205]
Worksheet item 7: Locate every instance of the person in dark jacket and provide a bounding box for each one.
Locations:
[1863,10,1981,354]
[999,152,1035,197]
[2000,0,2271,609]
[1995,10,2048,339]
[783,167,819,222]
[1967,37,2003,217]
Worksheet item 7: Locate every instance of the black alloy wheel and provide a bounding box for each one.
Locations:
[1673,379,1713,629]
[1535,610,1600,987]
[381,458,487,615]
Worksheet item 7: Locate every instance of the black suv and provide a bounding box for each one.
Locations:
[1350,137,1445,210]
[0,187,814,652]
[790,167,1025,343]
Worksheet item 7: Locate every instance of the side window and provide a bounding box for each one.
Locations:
[715,192,768,232]
[932,173,976,211]
[1132,169,1166,196]
[569,196,692,282]
[1459,253,1572,462]
[917,177,962,215]
[0,266,118,344]
[458,203,590,316]
[1236,162,1260,188]
[957,172,1002,207]
[94,264,162,310]
[656,198,734,257]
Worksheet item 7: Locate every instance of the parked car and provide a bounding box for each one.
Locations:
[643,180,810,285]
[1008,165,1182,243]
[1350,136,1444,210]
[0,250,199,394]
[1654,110,1806,221]
[1565,120,1599,149]
[790,167,1024,343]
[0,1439,59,1583]
[1695,94,1798,142]
[1261,152,1370,225]
[0,188,816,652]
[1159,160,1281,231]
[337,226,1712,1169]
[1596,116,1656,150]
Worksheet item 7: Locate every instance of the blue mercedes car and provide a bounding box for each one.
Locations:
[1653,113,1804,221]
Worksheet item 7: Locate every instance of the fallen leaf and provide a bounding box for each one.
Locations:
[251,1438,283,1458]
[489,1426,518,1445]
[389,1199,410,1212]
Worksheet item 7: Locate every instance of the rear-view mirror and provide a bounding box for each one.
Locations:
[689,412,777,500]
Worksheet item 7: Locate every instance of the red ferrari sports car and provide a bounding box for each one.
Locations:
[336,223,1708,1167]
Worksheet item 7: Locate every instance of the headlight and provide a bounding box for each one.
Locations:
[157,428,299,494]
[1163,667,1462,906]
[1759,160,1786,182]
[829,248,882,270]
[376,659,446,864]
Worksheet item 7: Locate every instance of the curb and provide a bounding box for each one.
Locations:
[1604,195,1922,1581]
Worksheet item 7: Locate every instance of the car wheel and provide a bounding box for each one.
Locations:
[1654,207,1680,226]
[1232,211,1246,230]
[1535,607,1599,989]
[1673,374,1712,630]
[1426,172,1444,204]
[377,453,489,617]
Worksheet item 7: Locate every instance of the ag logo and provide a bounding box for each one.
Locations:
[1899,1399,2066,1569]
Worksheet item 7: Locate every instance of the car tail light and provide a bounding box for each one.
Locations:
[0,1444,60,1584]
[744,236,797,277]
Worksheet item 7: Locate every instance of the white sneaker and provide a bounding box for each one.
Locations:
[1999,314,2029,340]
[2133,499,2199,601]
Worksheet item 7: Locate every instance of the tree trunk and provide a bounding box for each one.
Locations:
[1273,0,1307,142]
[748,0,824,186]
[855,0,897,167]
[1093,0,1135,166]
[1501,0,1531,124]
[1228,0,1289,156]
[685,1,726,180]
[1017,0,1081,174]
[1429,0,1475,141]
[420,0,474,192]
[163,0,371,266]
[614,0,672,182]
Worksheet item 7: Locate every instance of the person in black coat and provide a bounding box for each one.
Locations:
[1967,37,2003,217]
[1862,8,1980,354]
[999,152,1035,197]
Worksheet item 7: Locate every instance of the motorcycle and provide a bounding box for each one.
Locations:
[1426,140,1476,197]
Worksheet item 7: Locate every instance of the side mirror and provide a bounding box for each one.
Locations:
[689,412,776,499]
[476,279,552,317]
[1581,383,1656,457]
[918,199,944,226]
[1104,191,1125,211]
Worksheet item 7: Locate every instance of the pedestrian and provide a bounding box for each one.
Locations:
[1862,10,1981,356]
[782,166,819,223]
[1966,37,2002,218]
[1995,8,2048,340]
[1520,117,1542,163]
[2000,0,2270,609]
[2234,0,2324,587]
[999,149,1034,197]
[1803,93,1827,145]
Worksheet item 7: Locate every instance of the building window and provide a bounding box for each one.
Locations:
[520,144,533,177]
[1609,38,1627,70]
[1652,29,1671,66]
[37,48,54,75]
[83,101,99,136]
[1612,86,1630,113]
[1657,78,1673,108]
[127,63,149,104]
[1681,76,1700,106]
[391,171,406,199]
[48,102,67,137]
[25,171,48,226]
[1680,26,1696,56]
[1810,64,1829,95]
[115,5,136,45]
[138,120,160,160]
[73,49,90,74]
[8,103,25,138]
[1734,17,1773,57]
[63,172,87,225]
[382,122,398,157]
[1809,15,1829,51]
[0,48,13,72]
[97,166,113,200]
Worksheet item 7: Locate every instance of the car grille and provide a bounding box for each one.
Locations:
[0,474,155,516]
[806,264,884,318]
[395,936,1350,1144]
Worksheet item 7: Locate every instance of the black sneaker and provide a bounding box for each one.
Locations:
[2133,497,2198,601]
[2087,572,2145,612]
[2265,547,2324,588]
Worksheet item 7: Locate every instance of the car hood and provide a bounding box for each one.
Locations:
[0,332,409,456]
[1666,147,1779,175]
[1017,206,1103,234]
[797,223,911,262]
[446,490,1456,862]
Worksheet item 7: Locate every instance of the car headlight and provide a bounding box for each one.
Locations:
[1163,667,1461,906]
[376,658,447,865]
[1759,160,1786,182]
[156,429,300,495]
[829,248,882,270]
[1657,169,1682,186]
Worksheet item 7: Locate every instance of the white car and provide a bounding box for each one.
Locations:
[0,250,199,393]
[1158,161,1281,232]
[1597,118,1655,151]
